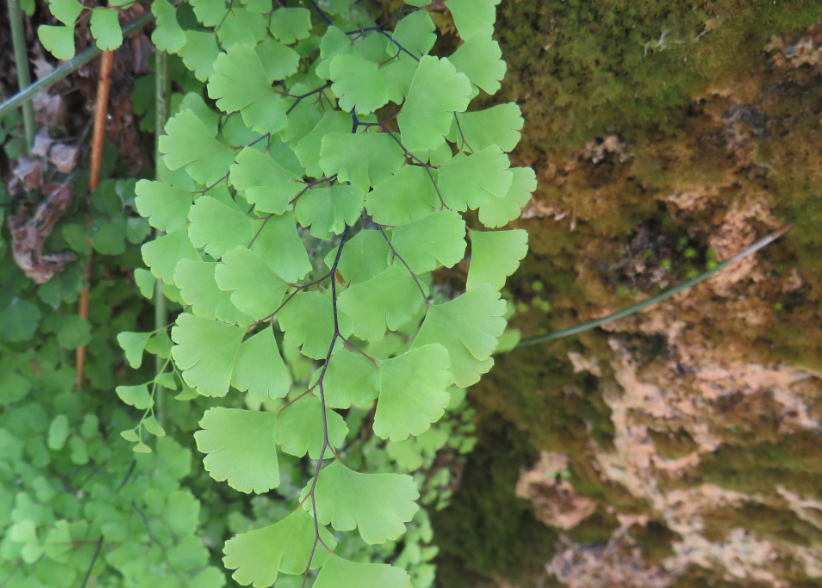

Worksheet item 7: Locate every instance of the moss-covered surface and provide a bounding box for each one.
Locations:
[432,1,822,586]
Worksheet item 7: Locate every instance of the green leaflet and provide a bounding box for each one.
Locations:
[477,167,537,228]
[142,226,200,284]
[466,229,529,291]
[295,185,364,240]
[116,332,152,369]
[38,25,75,60]
[373,344,451,441]
[249,212,312,282]
[268,7,311,44]
[151,0,186,53]
[319,133,405,191]
[337,265,427,341]
[171,313,245,397]
[450,103,524,153]
[323,349,380,408]
[448,34,506,95]
[191,0,225,26]
[188,196,254,259]
[159,109,234,185]
[215,247,288,320]
[48,0,82,25]
[445,0,499,39]
[397,56,472,152]
[314,555,412,588]
[217,8,267,48]
[134,180,192,232]
[175,260,253,326]
[277,291,352,360]
[411,284,506,387]
[304,460,419,544]
[275,395,347,459]
[195,407,280,493]
[295,111,351,177]
[231,327,290,400]
[391,11,436,59]
[325,229,390,285]
[223,509,334,587]
[116,384,153,410]
[229,147,303,215]
[208,44,286,134]
[366,165,439,225]
[330,54,390,115]
[90,8,122,50]
[255,38,300,81]
[390,211,466,273]
[438,146,513,211]
[181,31,219,81]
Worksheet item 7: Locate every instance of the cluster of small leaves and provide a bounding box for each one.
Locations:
[38,0,136,59]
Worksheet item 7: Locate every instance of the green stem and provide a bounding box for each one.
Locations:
[7,0,35,154]
[0,12,154,120]
[153,49,170,429]
[517,222,795,348]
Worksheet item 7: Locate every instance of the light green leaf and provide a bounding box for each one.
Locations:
[277,291,352,359]
[330,55,389,115]
[445,0,499,39]
[191,0,225,26]
[38,25,75,60]
[305,461,418,544]
[217,7,267,47]
[386,439,424,471]
[250,212,312,282]
[295,185,364,239]
[373,344,451,441]
[268,7,311,44]
[295,111,351,177]
[449,34,506,94]
[224,509,335,587]
[58,314,91,349]
[319,133,405,191]
[166,491,200,535]
[48,0,82,25]
[174,260,253,326]
[117,331,152,369]
[467,229,528,291]
[134,180,192,232]
[229,147,303,215]
[231,328,290,400]
[208,44,286,134]
[366,165,439,225]
[171,313,245,397]
[188,196,254,259]
[151,0,185,53]
[144,415,166,437]
[116,384,153,409]
[47,415,70,450]
[276,395,347,459]
[44,520,72,562]
[338,265,426,341]
[135,268,155,298]
[438,146,513,211]
[397,56,472,152]
[314,555,412,588]
[156,372,177,390]
[477,167,536,228]
[252,37,299,81]
[0,298,41,341]
[324,349,379,408]
[325,229,390,285]
[181,31,219,81]
[159,109,234,185]
[90,8,122,50]
[142,226,200,284]
[450,103,523,153]
[390,211,466,273]
[195,407,279,493]
[411,284,506,387]
[215,247,287,320]
[391,11,435,59]
[382,58,417,104]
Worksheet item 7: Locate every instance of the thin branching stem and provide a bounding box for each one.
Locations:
[375,223,429,307]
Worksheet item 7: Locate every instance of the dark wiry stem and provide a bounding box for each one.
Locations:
[375,224,429,307]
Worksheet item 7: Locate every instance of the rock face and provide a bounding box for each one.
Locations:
[433,3,822,588]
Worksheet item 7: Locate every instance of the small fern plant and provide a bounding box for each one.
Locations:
[41,0,537,585]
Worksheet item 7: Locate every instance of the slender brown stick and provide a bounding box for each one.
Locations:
[76,49,114,391]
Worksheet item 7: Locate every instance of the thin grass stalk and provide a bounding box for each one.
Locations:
[7,0,35,154]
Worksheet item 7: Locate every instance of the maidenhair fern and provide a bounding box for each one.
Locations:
[31,0,537,586]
